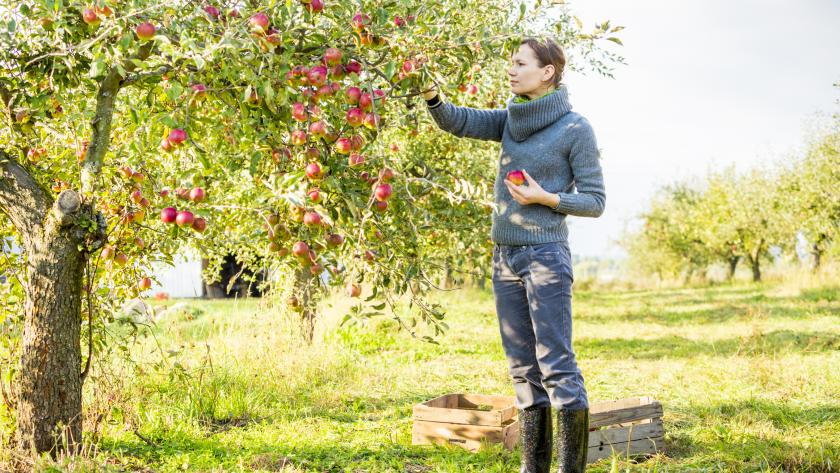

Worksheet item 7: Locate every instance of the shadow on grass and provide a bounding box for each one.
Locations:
[577,329,840,359]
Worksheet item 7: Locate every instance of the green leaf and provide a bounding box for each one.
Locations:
[607,37,623,46]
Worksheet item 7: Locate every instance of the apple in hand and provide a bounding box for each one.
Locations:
[506,169,525,186]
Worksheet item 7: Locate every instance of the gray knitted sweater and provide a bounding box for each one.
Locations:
[426,85,606,245]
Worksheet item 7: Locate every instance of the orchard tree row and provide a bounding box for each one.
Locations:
[0,0,624,457]
[623,122,840,282]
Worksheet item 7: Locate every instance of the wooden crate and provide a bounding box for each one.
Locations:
[411,393,519,452]
[587,396,665,463]
[411,394,664,461]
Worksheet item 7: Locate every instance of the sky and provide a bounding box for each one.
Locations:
[553,0,840,259]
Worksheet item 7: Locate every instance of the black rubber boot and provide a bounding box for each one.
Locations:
[518,405,553,473]
[553,407,589,472]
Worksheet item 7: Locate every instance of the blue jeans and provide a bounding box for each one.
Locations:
[492,241,589,410]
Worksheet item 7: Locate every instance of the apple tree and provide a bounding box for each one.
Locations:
[0,0,623,456]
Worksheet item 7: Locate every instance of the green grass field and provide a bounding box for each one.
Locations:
[28,279,840,472]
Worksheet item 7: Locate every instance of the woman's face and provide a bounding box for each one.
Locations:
[507,44,555,98]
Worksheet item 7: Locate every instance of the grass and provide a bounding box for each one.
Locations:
[14,279,840,472]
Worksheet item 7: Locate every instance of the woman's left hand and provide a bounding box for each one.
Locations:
[504,170,552,206]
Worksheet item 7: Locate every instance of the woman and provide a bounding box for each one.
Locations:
[422,37,605,473]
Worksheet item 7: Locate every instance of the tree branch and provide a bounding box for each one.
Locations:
[80,42,155,196]
[0,149,52,243]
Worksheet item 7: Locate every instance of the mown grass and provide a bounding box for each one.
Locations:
[19,279,840,471]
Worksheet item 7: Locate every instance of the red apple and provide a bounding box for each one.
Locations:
[101,245,115,260]
[291,130,307,146]
[175,210,194,227]
[82,8,100,26]
[345,86,362,104]
[345,108,364,127]
[114,253,128,266]
[326,233,344,247]
[192,217,207,232]
[161,207,177,224]
[374,184,392,202]
[204,5,220,19]
[303,211,321,226]
[348,284,361,298]
[189,187,205,202]
[335,137,352,154]
[363,112,380,130]
[389,143,399,153]
[467,84,478,95]
[345,60,362,75]
[304,0,324,13]
[249,12,269,33]
[324,47,342,66]
[309,121,327,137]
[305,146,320,161]
[138,277,152,290]
[348,153,365,167]
[160,137,173,152]
[135,22,156,41]
[308,188,321,203]
[374,200,388,212]
[168,128,187,146]
[118,166,133,179]
[305,162,323,180]
[139,197,150,208]
[359,93,372,111]
[291,102,308,122]
[507,169,525,186]
[307,66,327,87]
[379,168,395,182]
[292,241,309,257]
[131,190,143,204]
[329,64,345,80]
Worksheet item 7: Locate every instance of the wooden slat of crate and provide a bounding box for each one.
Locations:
[412,418,520,452]
[587,435,664,463]
[413,393,515,427]
[589,419,664,447]
[590,400,663,429]
[590,396,652,414]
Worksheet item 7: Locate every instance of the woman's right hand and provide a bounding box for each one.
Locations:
[421,84,438,101]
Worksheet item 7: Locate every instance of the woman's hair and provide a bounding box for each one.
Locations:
[517,37,566,87]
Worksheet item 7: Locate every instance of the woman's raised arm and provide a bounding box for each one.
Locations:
[423,90,507,143]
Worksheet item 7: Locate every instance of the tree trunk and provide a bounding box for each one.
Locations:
[727,256,740,280]
[750,255,761,282]
[17,219,87,454]
[811,237,825,272]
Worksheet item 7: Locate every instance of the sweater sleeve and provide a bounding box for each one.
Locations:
[552,117,606,217]
[425,96,507,142]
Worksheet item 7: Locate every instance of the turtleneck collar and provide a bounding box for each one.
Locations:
[506,84,573,142]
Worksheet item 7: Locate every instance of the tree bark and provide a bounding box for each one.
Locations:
[1,153,93,454]
[727,256,740,280]
[811,234,826,272]
[748,254,761,282]
[17,224,86,454]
